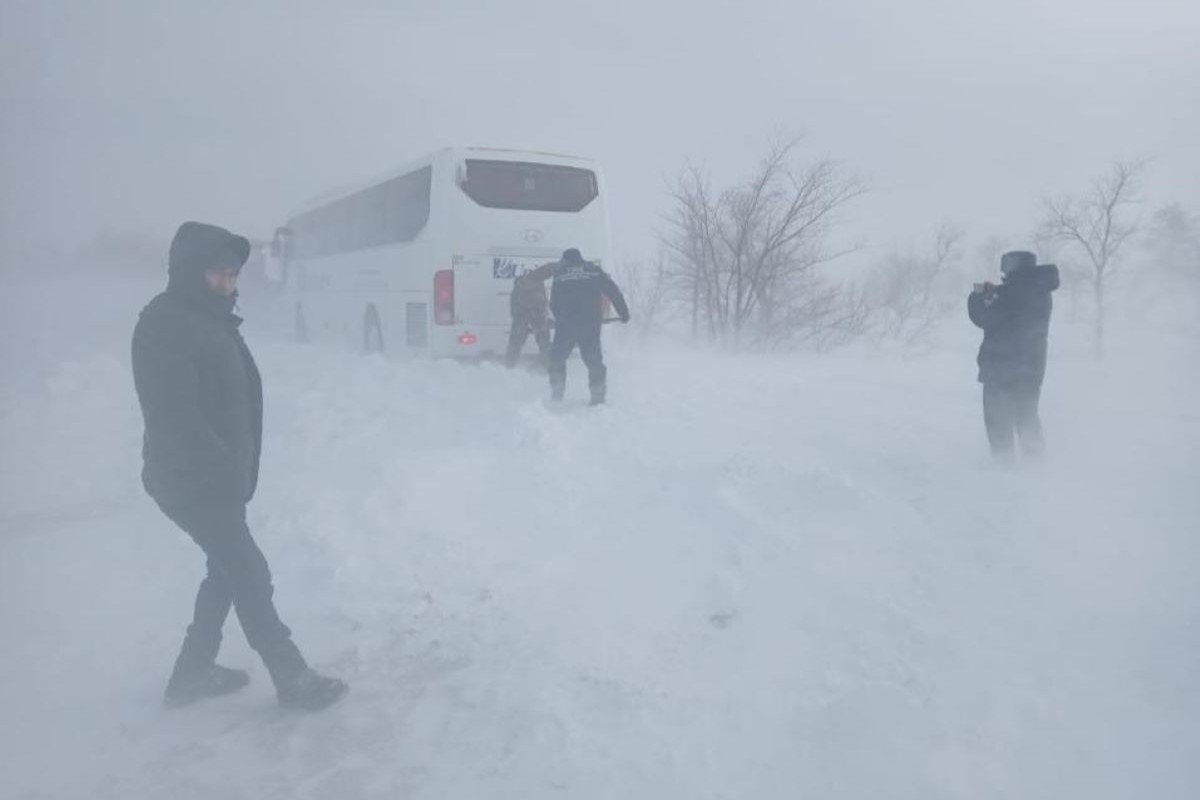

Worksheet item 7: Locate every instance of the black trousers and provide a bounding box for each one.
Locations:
[159,500,307,687]
[505,315,551,367]
[548,324,606,396]
[982,381,1044,458]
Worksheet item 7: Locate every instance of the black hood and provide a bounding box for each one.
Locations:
[167,221,250,283]
[165,221,250,313]
[1003,263,1060,293]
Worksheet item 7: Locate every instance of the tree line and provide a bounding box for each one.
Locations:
[619,137,1200,356]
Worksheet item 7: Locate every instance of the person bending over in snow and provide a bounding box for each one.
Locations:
[505,261,557,369]
[546,248,630,405]
[132,221,347,711]
[968,250,1060,462]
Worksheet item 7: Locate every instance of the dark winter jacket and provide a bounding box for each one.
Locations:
[549,258,629,330]
[510,263,555,323]
[132,222,262,509]
[968,264,1060,385]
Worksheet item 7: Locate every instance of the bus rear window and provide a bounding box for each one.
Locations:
[460,160,598,212]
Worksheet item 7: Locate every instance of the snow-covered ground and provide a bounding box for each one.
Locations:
[2,275,1198,799]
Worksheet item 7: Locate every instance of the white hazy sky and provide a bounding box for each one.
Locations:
[2,0,1198,265]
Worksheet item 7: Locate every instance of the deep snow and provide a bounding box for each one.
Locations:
[1,275,1198,799]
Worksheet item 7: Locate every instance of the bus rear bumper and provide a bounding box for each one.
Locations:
[430,325,510,359]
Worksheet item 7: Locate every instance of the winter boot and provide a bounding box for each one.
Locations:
[589,383,606,406]
[277,668,349,711]
[164,664,250,708]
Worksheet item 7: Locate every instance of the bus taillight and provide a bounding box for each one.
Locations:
[434,269,454,325]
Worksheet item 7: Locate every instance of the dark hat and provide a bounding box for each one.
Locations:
[168,221,251,278]
[1000,250,1036,275]
[561,248,583,265]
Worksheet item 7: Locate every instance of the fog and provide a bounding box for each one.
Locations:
[4,0,1199,261]
[2,2,1199,798]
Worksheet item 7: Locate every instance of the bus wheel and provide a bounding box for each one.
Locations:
[363,305,385,354]
[294,303,309,343]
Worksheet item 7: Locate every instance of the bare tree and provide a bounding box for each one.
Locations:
[1133,202,1200,331]
[867,222,964,345]
[1028,232,1088,322]
[1038,160,1144,356]
[612,251,672,340]
[660,136,865,348]
[773,279,873,352]
[1142,203,1200,284]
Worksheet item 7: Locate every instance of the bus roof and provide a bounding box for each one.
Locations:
[461,146,595,163]
[287,146,597,220]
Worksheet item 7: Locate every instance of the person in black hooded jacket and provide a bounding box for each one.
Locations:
[132,221,346,711]
[547,248,630,405]
[968,250,1060,460]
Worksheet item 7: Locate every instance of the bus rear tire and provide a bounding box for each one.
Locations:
[363,305,385,354]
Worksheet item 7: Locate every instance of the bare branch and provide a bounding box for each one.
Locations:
[657,135,866,347]
[1036,158,1146,355]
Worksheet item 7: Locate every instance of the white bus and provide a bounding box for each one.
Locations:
[270,147,612,358]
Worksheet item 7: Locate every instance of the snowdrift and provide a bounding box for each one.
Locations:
[1,282,1197,798]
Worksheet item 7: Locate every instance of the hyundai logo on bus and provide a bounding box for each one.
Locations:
[521,228,544,243]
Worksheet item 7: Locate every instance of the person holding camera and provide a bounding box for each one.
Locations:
[968,250,1060,461]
